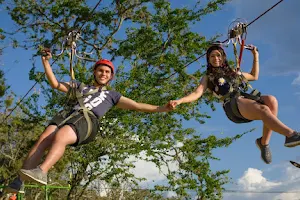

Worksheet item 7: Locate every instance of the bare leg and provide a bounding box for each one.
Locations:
[22,125,57,170]
[260,95,278,145]
[39,125,77,173]
[237,97,294,137]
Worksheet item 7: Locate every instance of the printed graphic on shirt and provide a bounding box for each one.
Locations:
[73,85,121,118]
[83,90,110,110]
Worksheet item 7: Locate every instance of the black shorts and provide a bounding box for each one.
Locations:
[223,97,253,124]
[48,111,99,146]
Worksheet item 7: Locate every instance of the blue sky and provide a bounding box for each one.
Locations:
[1,0,300,199]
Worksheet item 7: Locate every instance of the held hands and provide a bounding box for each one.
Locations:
[167,99,182,110]
[156,99,182,112]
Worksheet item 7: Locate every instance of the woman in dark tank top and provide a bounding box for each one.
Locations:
[168,44,300,165]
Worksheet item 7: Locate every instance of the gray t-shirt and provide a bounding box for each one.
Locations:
[73,82,122,118]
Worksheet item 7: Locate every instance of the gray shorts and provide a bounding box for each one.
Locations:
[48,111,99,146]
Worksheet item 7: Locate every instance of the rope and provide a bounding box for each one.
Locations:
[162,0,284,79]
[3,0,283,120]
[232,41,239,70]
[141,0,284,97]
[68,0,103,81]
[2,1,103,122]
[69,45,76,80]
[238,39,245,67]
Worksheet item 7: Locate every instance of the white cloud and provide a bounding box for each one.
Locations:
[91,156,300,199]
[129,150,179,187]
[237,168,282,191]
[87,151,179,197]
[225,164,300,200]
[130,157,167,184]
[165,191,177,198]
[282,164,300,183]
[272,166,300,200]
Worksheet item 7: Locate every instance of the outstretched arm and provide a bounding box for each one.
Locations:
[116,96,170,112]
[169,75,208,108]
[242,45,259,81]
[41,51,70,93]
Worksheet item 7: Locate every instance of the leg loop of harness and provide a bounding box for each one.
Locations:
[223,89,263,124]
[57,82,99,144]
[223,92,252,124]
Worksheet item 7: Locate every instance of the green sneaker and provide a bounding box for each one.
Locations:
[256,137,272,164]
[19,167,47,185]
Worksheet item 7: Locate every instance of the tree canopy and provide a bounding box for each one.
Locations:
[0,1,248,199]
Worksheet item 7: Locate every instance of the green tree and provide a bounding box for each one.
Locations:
[0,23,46,192]
[3,0,248,199]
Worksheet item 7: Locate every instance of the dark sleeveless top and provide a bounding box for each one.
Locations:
[206,66,245,99]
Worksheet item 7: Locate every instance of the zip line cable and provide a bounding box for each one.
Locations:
[3,0,284,121]
[246,0,283,27]
[139,0,284,96]
[167,0,284,79]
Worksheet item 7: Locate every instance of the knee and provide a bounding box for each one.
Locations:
[263,95,278,111]
[258,104,272,118]
[53,128,77,146]
[53,132,65,144]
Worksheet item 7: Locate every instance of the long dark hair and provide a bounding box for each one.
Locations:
[206,45,237,78]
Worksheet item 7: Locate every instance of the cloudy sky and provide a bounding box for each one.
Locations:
[130,1,300,199]
[1,0,300,199]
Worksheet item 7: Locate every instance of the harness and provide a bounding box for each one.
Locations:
[222,89,263,123]
[50,31,111,142]
[205,20,265,123]
[207,70,263,124]
[57,81,106,141]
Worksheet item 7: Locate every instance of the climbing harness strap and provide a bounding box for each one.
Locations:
[209,21,263,124]
[222,89,264,123]
[55,30,106,142]
[58,82,107,141]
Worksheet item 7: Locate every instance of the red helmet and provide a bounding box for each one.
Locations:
[94,59,115,74]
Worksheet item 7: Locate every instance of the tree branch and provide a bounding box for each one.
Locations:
[98,16,124,52]
[33,3,64,30]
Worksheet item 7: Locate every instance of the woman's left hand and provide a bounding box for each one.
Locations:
[247,44,259,55]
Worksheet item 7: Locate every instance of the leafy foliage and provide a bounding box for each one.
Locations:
[0,1,249,199]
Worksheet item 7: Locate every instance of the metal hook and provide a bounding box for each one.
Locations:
[74,49,97,62]
[228,19,248,40]
[45,30,96,63]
